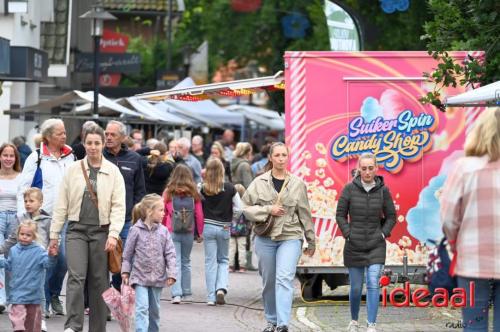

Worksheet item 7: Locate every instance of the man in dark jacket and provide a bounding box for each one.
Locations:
[336,153,396,332]
[104,120,146,290]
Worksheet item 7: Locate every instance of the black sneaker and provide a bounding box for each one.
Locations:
[262,322,276,332]
[276,326,288,332]
[51,296,64,315]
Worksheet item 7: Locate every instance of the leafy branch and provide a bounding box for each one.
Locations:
[420,51,485,112]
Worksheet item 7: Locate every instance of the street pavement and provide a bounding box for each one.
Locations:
[0,242,472,331]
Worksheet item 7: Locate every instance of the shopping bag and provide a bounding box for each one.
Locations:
[102,285,135,332]
[120,284,135,316]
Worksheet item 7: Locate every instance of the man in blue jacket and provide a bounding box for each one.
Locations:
[103,120,146,290]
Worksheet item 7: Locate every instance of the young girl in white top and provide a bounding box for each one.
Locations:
[0,143,22,312]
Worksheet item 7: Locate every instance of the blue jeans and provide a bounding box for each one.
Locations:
[171,232,194,298]
[0,210,18,305]
[203,224,230,302]
[348,264,383,324]
[112,220,131,290]
[46,222,67,307]
[254,236,302,327]
[135,285,162,332]
[457,276,500,331]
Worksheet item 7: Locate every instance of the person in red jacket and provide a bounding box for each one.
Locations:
[162,164,204,304]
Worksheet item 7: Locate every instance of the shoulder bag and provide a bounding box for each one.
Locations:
[81,160,123,273]
[254,175,291,237]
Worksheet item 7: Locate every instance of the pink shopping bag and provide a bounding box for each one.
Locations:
[102,285,135,332]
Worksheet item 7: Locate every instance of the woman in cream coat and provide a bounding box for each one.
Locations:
[242,142,315,332]
[49,124,125,332]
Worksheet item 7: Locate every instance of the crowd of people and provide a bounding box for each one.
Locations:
[0,119,315,332]
[1,107,499,332]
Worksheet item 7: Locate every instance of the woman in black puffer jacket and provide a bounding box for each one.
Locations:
[336,153,396,332]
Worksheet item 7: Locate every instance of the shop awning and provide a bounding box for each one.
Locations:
[446,81,500,106]
[135,71,284,102]
[72,92,145,118]
[116,97,195,126]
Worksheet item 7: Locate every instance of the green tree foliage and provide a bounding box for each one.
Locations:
[420,0,499,110]
[342,0,431,51]
[174,0,330,75]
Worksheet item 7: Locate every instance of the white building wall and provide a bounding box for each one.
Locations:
[0,0,52,143]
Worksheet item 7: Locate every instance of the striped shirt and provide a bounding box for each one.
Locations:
[440,155,500,279]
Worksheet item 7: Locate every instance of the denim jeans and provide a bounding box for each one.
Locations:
[457,276,500,331]
[203,224,230,302]
[46,222,67,308]
[112,220,131,290]
[135,285,162,332]
[348,264,383,324]
[171,232,194,298]
[0,210,18,305]
[254,236,302,327]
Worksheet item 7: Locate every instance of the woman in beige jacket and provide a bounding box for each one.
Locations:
[49,124,125,332]
[242,142,315,332]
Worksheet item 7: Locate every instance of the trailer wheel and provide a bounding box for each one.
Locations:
[299,274,323,300]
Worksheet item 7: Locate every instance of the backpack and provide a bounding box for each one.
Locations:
[426,237,457,295]
[172,196,195,233]
[31,149,43,189]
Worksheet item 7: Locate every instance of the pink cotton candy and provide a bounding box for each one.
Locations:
[380,89,405,120]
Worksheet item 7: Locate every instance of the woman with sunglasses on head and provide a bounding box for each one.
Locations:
[336,152,396,332]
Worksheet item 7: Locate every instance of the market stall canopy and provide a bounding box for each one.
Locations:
[153,100,219,128]
[6,90,94,114]
[116,97,194,126]
[225,104,285,130]
[73,93,145,118]
[135,71,284,102]
[446,81,500,106]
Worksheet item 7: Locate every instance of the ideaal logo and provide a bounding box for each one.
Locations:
[380,281,475,308]
[330,110,437,173]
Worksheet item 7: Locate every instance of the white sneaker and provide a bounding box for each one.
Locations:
[171,296,181,304]
[41,319,47,332]
[347,320,359,332]
[207,301,215,306]
[182,295,193,302]
[64,329,76,332]
[367,322,377,332]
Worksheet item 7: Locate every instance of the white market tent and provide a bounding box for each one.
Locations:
[116,97,195,126]
[152,77,246,128]
[446,81,500,106]
[6,90,144,120]
[74,92,146,118]
[225,104,285,130]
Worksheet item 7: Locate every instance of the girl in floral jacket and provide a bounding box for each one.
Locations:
[122,194,177,332]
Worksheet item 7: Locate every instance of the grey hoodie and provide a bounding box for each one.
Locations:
[230,157,254,189]
[0,210,51,254]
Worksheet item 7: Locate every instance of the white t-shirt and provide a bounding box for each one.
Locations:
[0,174,22,211]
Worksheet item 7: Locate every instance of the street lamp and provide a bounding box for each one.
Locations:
[80,2,116,118]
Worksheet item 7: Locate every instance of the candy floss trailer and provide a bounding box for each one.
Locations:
[287,51,486,297]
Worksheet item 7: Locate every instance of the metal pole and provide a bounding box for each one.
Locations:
[166,0,172,71]
[93,34,100,118]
